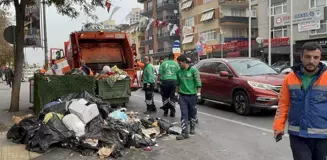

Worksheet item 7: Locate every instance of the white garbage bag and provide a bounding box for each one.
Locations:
[62,114,86,137]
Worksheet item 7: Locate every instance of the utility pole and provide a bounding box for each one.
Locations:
[42,0,49,69]
[248,0,251,58]
[290,0,293,66]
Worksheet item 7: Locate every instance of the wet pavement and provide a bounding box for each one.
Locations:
[0,82,293,160]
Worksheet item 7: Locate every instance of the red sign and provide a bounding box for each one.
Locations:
[211,37,290,52]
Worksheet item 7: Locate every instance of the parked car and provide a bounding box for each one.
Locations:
[194,57,284,116]
[271,61,290,73]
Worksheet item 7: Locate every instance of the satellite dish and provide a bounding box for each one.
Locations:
[256,37,264,44]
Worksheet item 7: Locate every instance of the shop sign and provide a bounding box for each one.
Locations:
[211,37,290,52]
[274,7,324,27]
[298,20,320,32]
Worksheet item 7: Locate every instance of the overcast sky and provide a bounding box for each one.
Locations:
[23,0,143,65]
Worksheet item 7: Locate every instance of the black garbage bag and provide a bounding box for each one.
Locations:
[84,116,104,139]
[140,119,154,129]
[38,101,70,120]
[98,104,113,119]
[126,134,156,148]
[26,114,74,153]
[157,118,172,132]
[125,122,142,135]
[59,91,110,107]
[7,117,41,144]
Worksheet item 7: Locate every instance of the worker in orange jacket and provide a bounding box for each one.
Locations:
[273,42,327,160]
[79,60,94,76]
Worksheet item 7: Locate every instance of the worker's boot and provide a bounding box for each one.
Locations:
[176,132,190,140]
[163,108,168,117]
[170,107,175,117]
[190,119,196,135]
[143,106,153,115]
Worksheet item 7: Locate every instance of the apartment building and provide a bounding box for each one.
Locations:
[137,0,180,62]
[254,0,327,62]
[128,8,143,25]
[180,0,257,59]
[126,22,146,59]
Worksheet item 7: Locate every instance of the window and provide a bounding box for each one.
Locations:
[232,28,244,37]
[147,1,152,11]
[272,26,287,38]
[198,62,216,74]
[251,8,257,17]
[185,17,194,26]
[270,2,287,16]
[204,0,214,3]
[229,59,277,76]
[157,0,163,6]
[181,0,193,10]
[310,20,327,35]
[216,62,232,74]
[311,0,327,8]
[231,9,246,17]
[201,30,216,41]
[200,9,215,22]
[182,34,194,44]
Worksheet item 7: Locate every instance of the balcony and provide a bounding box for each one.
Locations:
[219,16,252,26]
[157,32,180,42]
[219,0,248,8]
[141,8,153,17]
[224,37,248,42]
[156,0,179,12]
[157,47,173,53]
[140,38,154,45]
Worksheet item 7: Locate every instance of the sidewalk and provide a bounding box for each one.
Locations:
[0,81,41,160]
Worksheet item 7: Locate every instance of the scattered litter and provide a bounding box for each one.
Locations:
[6,91,181,158]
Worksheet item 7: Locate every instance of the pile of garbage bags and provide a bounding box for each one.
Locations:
[6,91,181,158]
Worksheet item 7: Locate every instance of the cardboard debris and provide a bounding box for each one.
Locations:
[141,127,160,138]
[98,145,115,159]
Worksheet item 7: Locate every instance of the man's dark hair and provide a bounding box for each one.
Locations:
[302,42,323,53]
[168,53,174,60]
[177,55,191,64]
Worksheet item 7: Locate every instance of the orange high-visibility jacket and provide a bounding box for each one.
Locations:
[273,63,327,138]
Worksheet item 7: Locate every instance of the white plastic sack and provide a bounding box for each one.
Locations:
[62,114,86,137]
[68,99,100,124]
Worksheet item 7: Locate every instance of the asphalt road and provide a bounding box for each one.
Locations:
[127,90,293,160]
[1,83,293,160]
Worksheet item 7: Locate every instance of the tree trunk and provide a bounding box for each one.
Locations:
[9,3,25,112]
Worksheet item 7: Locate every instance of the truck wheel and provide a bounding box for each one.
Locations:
[233,91,251,116]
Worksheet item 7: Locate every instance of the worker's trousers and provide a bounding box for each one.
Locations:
[160,80,176,114]
[179,94,197,134]
[290,135,327,160]
[144,83,156,111]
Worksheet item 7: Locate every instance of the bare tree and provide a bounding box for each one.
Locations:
[0,0,104,112]
[0,9,13,66]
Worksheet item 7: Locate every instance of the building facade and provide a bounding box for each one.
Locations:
[126,22,146,59]
[129,8,143,25]
[254,0,327,62]
[138,0,180,63]
[180,0,258,61]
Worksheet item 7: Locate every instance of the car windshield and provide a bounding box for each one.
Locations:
[272,61,287,66]
[321,61,327,66]
[229,59,278,76]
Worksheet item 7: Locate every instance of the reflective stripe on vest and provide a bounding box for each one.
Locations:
[288,125,327,135]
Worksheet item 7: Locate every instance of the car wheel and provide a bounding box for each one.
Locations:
[233,91,251,116]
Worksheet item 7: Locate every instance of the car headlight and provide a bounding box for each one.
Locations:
[247,81,274,90]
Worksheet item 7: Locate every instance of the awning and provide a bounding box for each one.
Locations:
[181,0,193,10]
[201,10,214,22]
[182,35,194,44]
[226,52,241,57]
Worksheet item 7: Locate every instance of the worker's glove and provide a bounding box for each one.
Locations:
[145,83,150,89]
[197,93,202,100]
